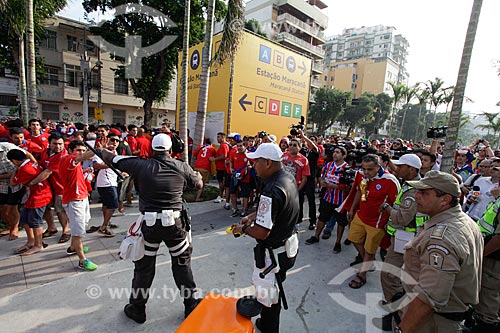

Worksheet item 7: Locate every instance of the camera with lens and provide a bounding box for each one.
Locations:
[337,167,356,185]
[323,143,335,156]
[426,126,447,139]
[290,116,305,136]
[258,131,267,139]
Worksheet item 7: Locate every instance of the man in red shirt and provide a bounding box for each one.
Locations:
[192,139,216,201]
[210,132,230,204]
[229,140,252,217]
[282,137,310,195]
[136,127,153,159]
[29,133,71,243]
[7,149,52,256]
[59,140,97,271]
[26,119,49,149]
[347,154,400,288]
[126,124,140,156]
[9,127,43,157]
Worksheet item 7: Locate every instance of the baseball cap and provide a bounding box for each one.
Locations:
[151,133,172,151]
[108,128,121,136]
[406,170,461,197]
[246,143,283,162]
[392,154,422,169]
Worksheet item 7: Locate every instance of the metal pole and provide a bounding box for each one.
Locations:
[81,54,89,125]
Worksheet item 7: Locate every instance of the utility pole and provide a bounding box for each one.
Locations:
[80,52,90,125]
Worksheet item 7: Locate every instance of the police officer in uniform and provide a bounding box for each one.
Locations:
[471,190,500,332]
[231,143,299,333]
[377,154,426,329]
[100,134,203,323]
[395,171,483,333]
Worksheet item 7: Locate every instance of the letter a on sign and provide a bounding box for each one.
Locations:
[259,45,271,64]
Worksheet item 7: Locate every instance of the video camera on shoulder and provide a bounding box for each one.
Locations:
[258,131,267,139]
[289,116,305,136]
[427,126,447,139]
[337,167,356,185]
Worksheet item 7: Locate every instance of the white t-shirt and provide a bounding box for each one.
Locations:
[93,155,118,188]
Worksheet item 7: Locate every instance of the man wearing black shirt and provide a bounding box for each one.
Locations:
[298,131,319,230]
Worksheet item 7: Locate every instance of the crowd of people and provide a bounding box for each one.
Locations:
[1,116,499,332]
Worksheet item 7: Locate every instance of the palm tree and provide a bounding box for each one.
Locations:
[476,111,498,136]
[440,0,483,172]
[179,0,191,162]
[26,0,37,119]
[425,77,446,127]
[399,84,418,138]
[414,87,430,142]
[388,82,405,138]
[193,0,244,154]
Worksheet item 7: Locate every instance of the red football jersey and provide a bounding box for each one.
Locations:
[26,132,50,149]
[40,149,68,195]
[13,160,52,208]
[231,151,251,183]
[281,151,310,185]
[59,154,89,204]
[193,145,216,170]
[215,143,230,171]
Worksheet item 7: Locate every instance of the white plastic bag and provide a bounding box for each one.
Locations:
[119,215,145,261]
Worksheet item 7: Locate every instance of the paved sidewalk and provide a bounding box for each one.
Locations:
[0,195,387,332]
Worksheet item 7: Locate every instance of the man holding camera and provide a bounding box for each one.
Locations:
[297,130,319,230]
[305,146,349,253]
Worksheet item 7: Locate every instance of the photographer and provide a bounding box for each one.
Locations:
[298,130,319,230]
[305,146,350,253]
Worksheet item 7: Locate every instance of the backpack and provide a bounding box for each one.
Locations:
[171,132,185,154]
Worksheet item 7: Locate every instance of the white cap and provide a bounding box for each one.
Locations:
[392,153,422,169]
[152,133,172,151]
[267,134,277,143]
[246,143,283,162]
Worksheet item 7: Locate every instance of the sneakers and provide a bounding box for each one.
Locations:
[240,211,247,217]
[223,203,231,210]
[66,246,89,256]
[124,304,146,324]
[305,236,319,245]
[78,259,98,271]
[231,209,240,217]
[98,228,114,237]
[333,243,341,254]
[213,196,223,203]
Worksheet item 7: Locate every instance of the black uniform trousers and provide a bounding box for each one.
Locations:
[299,177,316,225]
[260,252,297,333]
[129,218,196,310]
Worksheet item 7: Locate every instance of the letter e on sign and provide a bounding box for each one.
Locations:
[259,45,271,64]
[269,99,280,115]
[273,51,284,68]
[281,102,291,117]
[255,96,267,114]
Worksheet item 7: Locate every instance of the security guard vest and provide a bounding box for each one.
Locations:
[477,198,500,236]
[387,183,429,236]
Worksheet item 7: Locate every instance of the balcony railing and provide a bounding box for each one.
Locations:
[276,13,325,41]
[312,61,323,73]
[275,32,324,58]
[310,78,321,88]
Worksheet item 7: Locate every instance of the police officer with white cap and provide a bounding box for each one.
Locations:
[100,133,203,324]
[231,143,299,333]
[395,171,483,333]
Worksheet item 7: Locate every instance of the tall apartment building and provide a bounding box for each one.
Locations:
[245,0,328,100]
[323,25,409,96]
[0,16,176,126]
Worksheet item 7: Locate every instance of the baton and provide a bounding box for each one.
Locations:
[83,141,124,181]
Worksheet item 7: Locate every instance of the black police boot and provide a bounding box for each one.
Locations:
[255,318,263,331]
[184,298,202,318]
[124,303,146,324]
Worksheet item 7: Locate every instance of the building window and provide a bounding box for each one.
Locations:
[324,75,327,81]
[42,67,59,86]
[330,76,334,82]
[85,40,96,56]
[67,35,78,52]
[41,104,59,120]
[384,34,390,39]
[112,109,126,124]
[65,64,81,87]
[40,31,57,50]
[352,74,358,82]
[114,77,128,95]
[88,107,95,119]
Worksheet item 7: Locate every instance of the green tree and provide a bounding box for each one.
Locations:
[82,0,226,128]
[424,77,447,127]
[245,18,267,38]
[441,0,483,172]
[340,92,374,136]
[364,92,392,138]
[398,84,418,138]
[308,87,351,135]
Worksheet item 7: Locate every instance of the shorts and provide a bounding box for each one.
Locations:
[195,168,211,184]
[0,187,25,206]
[318,200,348,227]
[315,167,323,178]
[229,180,251,197]
[224,172,232,188]
[347,213,386,254]
[97,186,119,210]
[20,206,46,228]
[63,198,91,237]
[216,170,227,184]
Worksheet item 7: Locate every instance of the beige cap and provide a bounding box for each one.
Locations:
[406,170,461,197]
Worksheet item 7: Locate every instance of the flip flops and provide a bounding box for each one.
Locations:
[58,233,71,243]
[14,245,32,254]
[42,229,58,238]
[349,274,367,289]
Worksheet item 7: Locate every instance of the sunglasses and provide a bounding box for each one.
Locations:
[289,143,299,147]
[109,138,120,142]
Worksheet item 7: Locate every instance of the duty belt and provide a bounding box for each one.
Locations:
[435,311,467,322]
